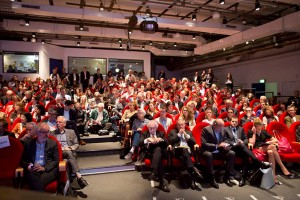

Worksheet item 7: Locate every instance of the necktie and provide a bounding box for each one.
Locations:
[232,128,237,143]
[215,132,221,144]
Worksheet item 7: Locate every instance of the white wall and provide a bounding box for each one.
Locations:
[0,40,151,80]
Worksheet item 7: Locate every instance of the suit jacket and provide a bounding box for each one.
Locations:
[168,128,196,149]
[51,128,79,151]
[0,130,15,138]
[69,73,80,86]
[89,108,110,125]
[223,126,248,146]
[80,71,90,83]
[57,108,77,121]
[21,138,59,174]
[173,101,184,111]
[201,125,225,153]
[93,73,103,84]
[220,107,238,116]
[284,115,300,128]
[139,130,168,150]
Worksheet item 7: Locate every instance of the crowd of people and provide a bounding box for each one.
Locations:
[0,67,300,193]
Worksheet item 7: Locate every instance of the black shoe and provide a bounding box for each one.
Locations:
[239,177,246,187]
[77,177,88,189]
[82,132,89,137]
[159,180,170,193]
[260,161,271,169]
[210,179,219,189]
[192,167,203,181]
[148,172,156,181]
[190,181,196,190]
[223,177,234,187]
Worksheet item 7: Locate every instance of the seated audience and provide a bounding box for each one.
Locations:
[240,107,255,126]
[284,105,300,128]
[179,106,196,131]
[262,106,278,128]
[248,118,294,184]
[21,123,58,191]
[50,116,89,189]
[155,106,173,132]
[11,112,33,138]
[19,122,38,143]
[202,108,215,125]
[88,103,112,135]
[0,118,15,138]
[138,120,170,192]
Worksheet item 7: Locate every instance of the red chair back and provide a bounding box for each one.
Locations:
[237,105,243,113]
[279,111,287,123]
[266,122,290,141]
[9,117,21,132]
[0,137,24,180]
[141,123,166,134]
[250,99,260,108]
[219,112,228,120]
[218,105,226,115]
[253,105,261,113]
[45,100,57,111]
[224,121,231,127]
[196,112,206,124]
[192,122,210,145]
[243,122,254,134]
[166,123,190,137]
[272,104,280,115]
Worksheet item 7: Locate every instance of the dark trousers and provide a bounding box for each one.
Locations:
[173,148,194,170]
[27,170,57,191]
[201,150,235,177]
[144,146,167,181]
[231,144,262,177]
[63,150,80,174]
[66,120,81,141]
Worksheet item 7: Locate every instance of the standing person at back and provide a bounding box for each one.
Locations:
[93,68,103,84]
[80,67,90,92]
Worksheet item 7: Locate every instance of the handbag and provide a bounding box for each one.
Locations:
[272,130,295,154]
[260,167,275,189]
[249,168,264,187]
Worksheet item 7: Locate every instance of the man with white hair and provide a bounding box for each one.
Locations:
[125,69,136,82]
[125,108,150,159]
[89,102,112,135]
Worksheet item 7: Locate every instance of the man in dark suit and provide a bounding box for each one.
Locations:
[21,123,59,191]
[220,99,238,116]
[80,67,90,92]
[200,119,235,189]
[168,119,203,189]
[192,71,201,83]
[69,68,80,88]
[223,116,270,187]
[173,94,184,111]
[157,70,166,80]
[57,100,85,146]
[93,68,103,84]
[139,120,170,192]
[51,116,88,189]
[0,118,15,138]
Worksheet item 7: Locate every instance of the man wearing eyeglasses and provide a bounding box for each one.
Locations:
[50,116,88,189]
[21,123,59,191]
[223,116,271,187]
[240,107,255,126]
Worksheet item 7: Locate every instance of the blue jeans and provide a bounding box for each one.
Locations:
[132,130,141,147]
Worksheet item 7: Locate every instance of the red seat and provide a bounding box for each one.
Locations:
[196,112,206,124]
[289,122,300,150]
[243,122,254,134]
[9,117,21,132]
[0,137,23,187]
[272,104,280,115]
[219,112,228,120]
[250,99,260,108]
[279,111,287,123]
[253,105,261,114]
[266,122,300,163]
[45,100,57,111]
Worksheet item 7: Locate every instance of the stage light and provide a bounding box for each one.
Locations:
[77,41,80,46]
[118,38,122,43]
[41,39,45,44]
[174,43,177,47]
[192,34,195,40]
[192,13,197,21]
[149,41,153,46]
[255,0,261,11]
[142,45,145,50]
[219,0,225,5]
[99,2,104,11]
[25,19,30,26]
[119,43,123,48]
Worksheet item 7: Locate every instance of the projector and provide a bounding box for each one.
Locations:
[140,20,158,34]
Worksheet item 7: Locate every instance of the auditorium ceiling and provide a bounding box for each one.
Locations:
[1,0,300,69]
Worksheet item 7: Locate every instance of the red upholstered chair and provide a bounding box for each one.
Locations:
[25,102,33,112]
[272,104,280,115]
[44,136,67,194]
[243,122,254,135]
[253,105,261,114]
[9,117,21,132]
[279,111,287,123]
[217,105,226,115]
[45,100,57,111]
[289,122,300,152]
[196,112,206,124]
[266,122,300,163]
[237,105,243,114]
[0,137,23,188]
[219,112,228,120]
[250,99,260,108]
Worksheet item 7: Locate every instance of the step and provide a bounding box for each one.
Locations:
[81,133,122,143]
[80,165,135,176]
[77,142,121,157]
[78,154,131,169]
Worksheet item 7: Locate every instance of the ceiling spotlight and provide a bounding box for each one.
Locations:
[41,39,45,44]
[25,19,30,26]
[246,41,249,44]
[32,33,36,38]
[23,37,28,41]
[219,0,225,5]
[174,43,177,47]
[142,45,145,50]
[99,2,104,11]
[223,48,226,51]
[146,6,151,17]
[192,13,197,21]
[31,38,36,43]
[192,34,195,40]
[255,0,261,11]
[77,41,80,46]
[79,23,84,31]
[242,19,247,25]
[149,41,153,46]
[163,47,166,51]
[118,38,122,43]
[128,31,132,35]
[119,43,123,48]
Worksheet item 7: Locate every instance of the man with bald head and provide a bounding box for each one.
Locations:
[200,118,235,189]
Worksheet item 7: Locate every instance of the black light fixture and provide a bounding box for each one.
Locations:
[79,22,84,31]
[41,39,45,44]
[142,45,145,50]
[128,30,132,35]
[118,38,122,43]
[163,47,166,51]
[32,33,36,38]
[99,2,104,11]
[192,13,197,21]
[119,43,123,48]
[149,41,153,46]
[192,34,195,40]
[146,6,151,17]
[77,41,80,46]
[174,43,177,47]
[222,16,228,24]
[219,0,225,5]
[25,19,30,26]
[255,0,261,11]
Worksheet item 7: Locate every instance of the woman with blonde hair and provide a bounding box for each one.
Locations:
[248,118,294,184]
[179,106,196,130]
